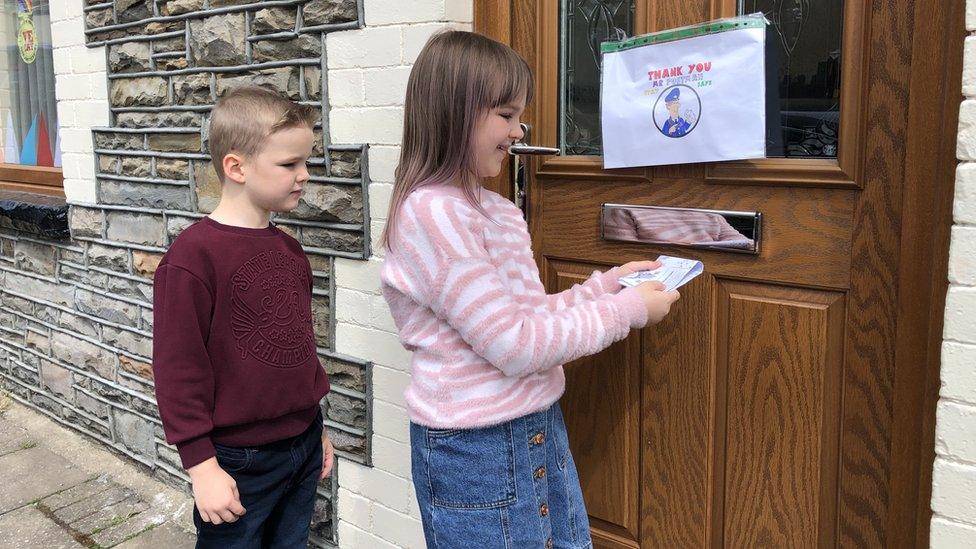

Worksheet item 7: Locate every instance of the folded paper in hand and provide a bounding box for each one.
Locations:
[618,255,703,291]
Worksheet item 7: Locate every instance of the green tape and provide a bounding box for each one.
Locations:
[601,14,767,54]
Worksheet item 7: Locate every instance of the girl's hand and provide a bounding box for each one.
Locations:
[633,280,681,325]
[616,259,662,278]
[320,431,335,480]
[188,457,246,524]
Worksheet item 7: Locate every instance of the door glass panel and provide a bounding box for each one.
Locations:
[740,0,844,158]
[557,1,844,159]
[559,0,635,156]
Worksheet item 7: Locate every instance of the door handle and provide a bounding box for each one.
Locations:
[510,123,560,219]
[509,123,561,155]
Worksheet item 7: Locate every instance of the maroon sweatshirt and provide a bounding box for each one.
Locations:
[152,217,330,469]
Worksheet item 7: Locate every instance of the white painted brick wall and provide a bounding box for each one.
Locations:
[327,69,365,107]
[329,1,473,546]
[932,1,976,546]
[932,517,976,547]
[49,0,107,205]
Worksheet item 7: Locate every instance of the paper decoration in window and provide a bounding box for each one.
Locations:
[17,0,36,64]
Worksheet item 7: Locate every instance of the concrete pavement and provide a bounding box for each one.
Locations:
[0,394,196,548]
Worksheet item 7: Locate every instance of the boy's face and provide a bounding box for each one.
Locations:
[239,125,314,213]
[472,96,526,179]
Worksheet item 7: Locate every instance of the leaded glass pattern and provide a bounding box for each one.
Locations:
[559,0,635,156]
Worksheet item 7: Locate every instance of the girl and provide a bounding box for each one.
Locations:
[380,31,680,549]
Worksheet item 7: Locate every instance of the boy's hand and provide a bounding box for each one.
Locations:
[320,431,335,480]
[188,457,246,524]
[616,259,662,279]
[633,280,681,325]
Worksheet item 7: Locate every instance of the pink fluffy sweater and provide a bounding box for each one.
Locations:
[381,184,649,428]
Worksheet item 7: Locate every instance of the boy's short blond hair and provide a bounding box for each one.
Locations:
[209,86,319,180]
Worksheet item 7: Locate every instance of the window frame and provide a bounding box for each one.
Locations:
[0,164,64,196]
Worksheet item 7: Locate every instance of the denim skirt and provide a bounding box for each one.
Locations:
[410,402,592,549]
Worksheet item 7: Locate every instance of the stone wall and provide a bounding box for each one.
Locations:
[0,1,373,546]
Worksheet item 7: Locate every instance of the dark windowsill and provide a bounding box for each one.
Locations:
[0,190,70,239]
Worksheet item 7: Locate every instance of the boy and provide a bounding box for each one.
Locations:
[152,86,334,548]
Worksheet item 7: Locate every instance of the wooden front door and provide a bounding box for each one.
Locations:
[476,0,961,547]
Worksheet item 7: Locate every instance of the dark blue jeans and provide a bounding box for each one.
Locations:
[194,413,323,549]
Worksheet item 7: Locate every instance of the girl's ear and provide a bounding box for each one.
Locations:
[222,152,246,185]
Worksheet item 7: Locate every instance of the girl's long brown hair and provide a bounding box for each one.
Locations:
[380,30,534,250]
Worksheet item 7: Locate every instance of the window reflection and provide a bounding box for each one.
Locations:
[740,0,844,158]
[602,205,759,253]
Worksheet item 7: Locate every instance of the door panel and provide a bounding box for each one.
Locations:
[551,261,642,545]
[716,282,844,547]
[474,0,960,546]
[641,272,712,547]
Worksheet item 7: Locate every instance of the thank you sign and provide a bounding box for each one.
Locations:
[601,15,767,168]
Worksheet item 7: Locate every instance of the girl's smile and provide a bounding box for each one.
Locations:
[473,98,526,178]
